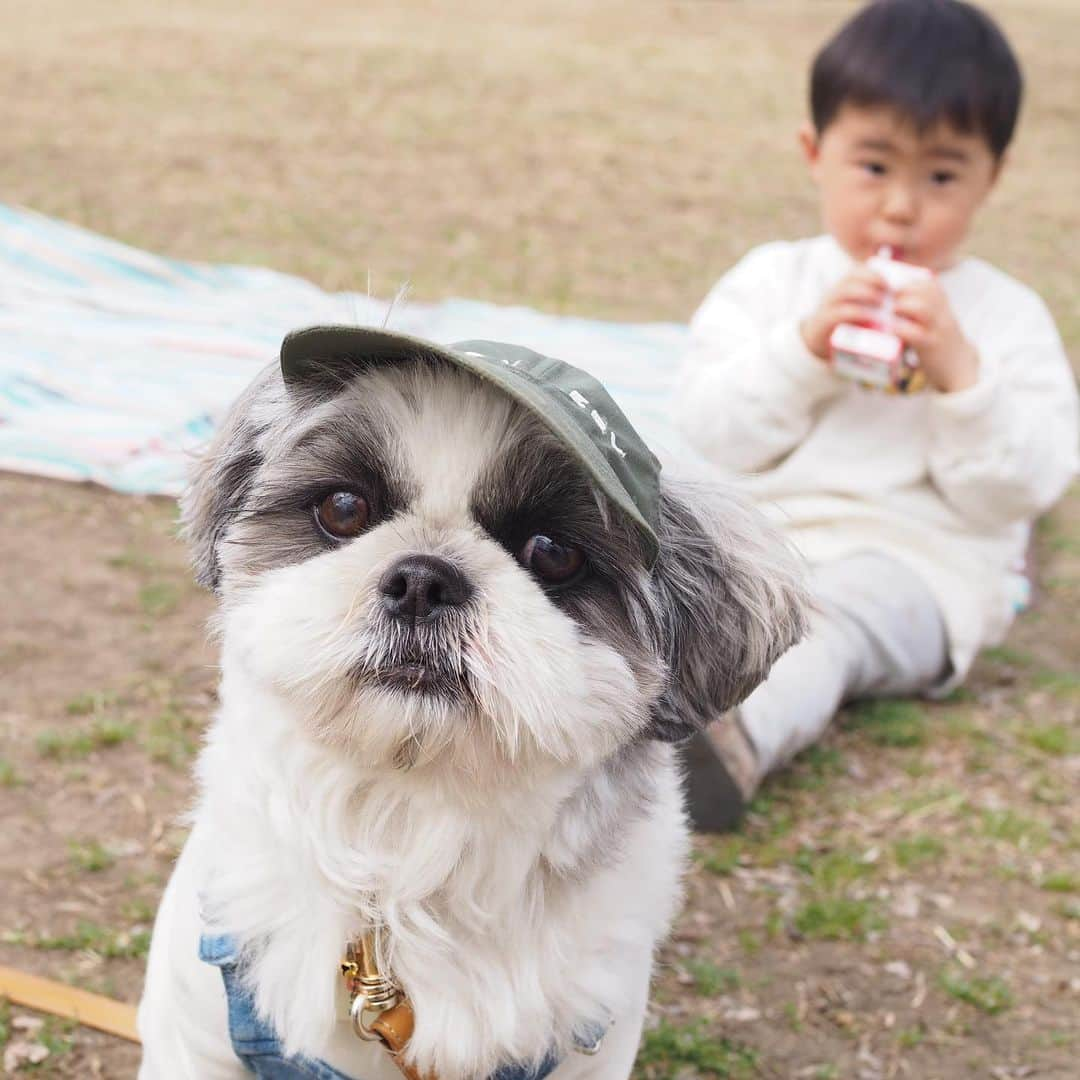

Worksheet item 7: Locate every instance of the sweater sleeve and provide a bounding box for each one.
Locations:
[927,292,1079,528]
[675,243,842,474]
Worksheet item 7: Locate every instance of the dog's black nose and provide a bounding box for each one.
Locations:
[379,554,472,624]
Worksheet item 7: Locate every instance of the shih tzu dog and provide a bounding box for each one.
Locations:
[137,328,806,1080]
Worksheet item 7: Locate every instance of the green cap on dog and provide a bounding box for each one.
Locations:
[280,326,662,567]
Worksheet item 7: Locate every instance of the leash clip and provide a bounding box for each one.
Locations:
[341,927,402,1041]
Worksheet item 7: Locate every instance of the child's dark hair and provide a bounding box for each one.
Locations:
[810,0,1022,158]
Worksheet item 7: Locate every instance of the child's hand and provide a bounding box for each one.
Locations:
[800,267,888,360]
[892,279,979,392]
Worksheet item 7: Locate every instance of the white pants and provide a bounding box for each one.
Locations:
[740,553,949,777]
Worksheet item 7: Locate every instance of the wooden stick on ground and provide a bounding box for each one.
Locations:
[0,965,140,1043]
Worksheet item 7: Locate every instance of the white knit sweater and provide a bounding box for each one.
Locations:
[676,235,1079,680]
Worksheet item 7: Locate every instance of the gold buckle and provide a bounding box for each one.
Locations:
[341,930,402,1042]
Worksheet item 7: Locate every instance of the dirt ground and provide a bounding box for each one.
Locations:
[0,1,1077,1077]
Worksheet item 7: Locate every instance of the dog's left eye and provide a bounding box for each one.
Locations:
[519,535,585,585]
[314,491,370,540]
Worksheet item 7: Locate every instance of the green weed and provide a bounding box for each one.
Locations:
[64,690,120,717]
[145,706,198,766]
[939,967,1013,1015]
[795,847,875,892]
[847,700,927,747]
[1040,871,1078,894]
[35,729,94,760]
[685,959,741,996]
[138,581,182,617]
[1022,723,1077,756]
[897,1025,926,1049]
[31,921,151,960]
[981,809,1048,848]
[737,930,761,955]
[36,720,135,760]
[1032,669,1080,699]
[696,836,745,876]
[793,897,885,941]
[787,745,845,789]
[636,1019,758,1078]
[893,834,946,868]
[68,840,115,873]
[36,1017,76,1060]
[106,549,161,574]
[981,646,1035,668]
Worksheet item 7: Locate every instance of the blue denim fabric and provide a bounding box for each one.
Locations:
[200,934,601,1080]
[200,933,351,1079]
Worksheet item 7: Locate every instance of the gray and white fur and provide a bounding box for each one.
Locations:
[138,355,806,1080]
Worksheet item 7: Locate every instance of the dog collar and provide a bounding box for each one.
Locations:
[339,927,605,1080]
[199,929,604,1079]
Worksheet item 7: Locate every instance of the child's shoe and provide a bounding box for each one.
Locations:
[682,713,760,832]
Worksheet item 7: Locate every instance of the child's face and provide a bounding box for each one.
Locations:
[800,104,1001,270]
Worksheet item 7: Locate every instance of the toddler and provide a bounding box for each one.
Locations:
[678,0,1079,830]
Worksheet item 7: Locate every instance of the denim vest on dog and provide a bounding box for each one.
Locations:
[200,933,605,1080]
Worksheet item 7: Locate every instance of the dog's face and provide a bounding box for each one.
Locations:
[184,356,805,776]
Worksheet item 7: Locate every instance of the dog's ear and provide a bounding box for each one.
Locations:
[180,364,280,591]
[647,480,808,742]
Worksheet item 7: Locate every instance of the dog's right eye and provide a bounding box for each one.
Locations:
[314,492,370,540]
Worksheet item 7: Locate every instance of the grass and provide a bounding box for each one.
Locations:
[145,705,199,766]
[696,836,745,876]
[35,729,94,760]
[68,839,115,873]
[783,745,845,790]
[635,1020,758,1079]
[106,548,162,574]
[137,580,182,617]
[685,959,741,997]
[981,646,1036,669]
[1056,900,1080,921]
[789,842,884,941]
[35,719,135,760]
[893,833,946,868]
[64,690,117,716]
[26,921,151,960]
[34,1017,77,1063]
[1031,669,1080,699]
[1040,871,1078,894]
[897,1026,926,1050]
[794,847,876,892]
[0,759,21,787]
[846,700,927,748]
[939,967,1014,1016]
[737,930,761,956]
[980,809,1049,848]
[93,719,137,747]
[1021,723,1078,756]
[792,896,885,942]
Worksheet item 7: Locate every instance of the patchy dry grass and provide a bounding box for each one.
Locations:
[637,1020,759,1079]
[0,0,1077,1076]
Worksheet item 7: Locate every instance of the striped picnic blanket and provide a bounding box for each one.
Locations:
[0,205,692,495]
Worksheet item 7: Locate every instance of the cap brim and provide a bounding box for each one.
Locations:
[280,325,660,567]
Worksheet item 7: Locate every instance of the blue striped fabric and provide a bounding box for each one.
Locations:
[0,204,693,495]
